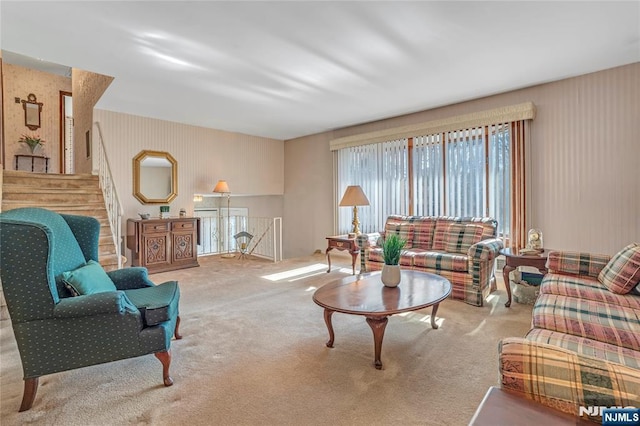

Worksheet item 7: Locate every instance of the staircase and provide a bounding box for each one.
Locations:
[1,170,120,271]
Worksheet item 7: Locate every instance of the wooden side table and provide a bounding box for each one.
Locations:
[326,235,359,275]
[500,248,550,307]
[15,154,50,173]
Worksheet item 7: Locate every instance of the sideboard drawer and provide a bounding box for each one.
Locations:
[172,221,195,231]
[143,222,169,233]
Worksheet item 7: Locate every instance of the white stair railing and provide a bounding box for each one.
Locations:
[93,121,124,268]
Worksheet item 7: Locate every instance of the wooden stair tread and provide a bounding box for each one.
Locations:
[3,170,97,179]
[2,171,120,271]
[2,186,102,193]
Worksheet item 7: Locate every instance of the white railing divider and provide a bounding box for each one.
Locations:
[198,215,282,262]
[273,217,282,263]
[93,122,124,269]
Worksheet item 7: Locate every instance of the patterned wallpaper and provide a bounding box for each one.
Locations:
[2,63,72,174]
[72,69,113,174]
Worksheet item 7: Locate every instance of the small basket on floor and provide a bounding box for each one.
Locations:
[509,271,543,305]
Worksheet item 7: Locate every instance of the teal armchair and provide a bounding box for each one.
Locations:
[0,208,182,411]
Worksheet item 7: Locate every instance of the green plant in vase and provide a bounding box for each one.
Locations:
[381,233,406,287]
[18,134,46,153]
[382,233,406,265]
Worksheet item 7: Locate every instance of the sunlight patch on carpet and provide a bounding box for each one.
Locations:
[398,311,445,327]
[465,319,488,336]
[261,263,328,281]
[334,267,357,274]
[486,294,499,304]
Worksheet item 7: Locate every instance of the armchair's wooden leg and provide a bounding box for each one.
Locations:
[154,350,174,386]
[19,377,39,412]
[174,315,183,340]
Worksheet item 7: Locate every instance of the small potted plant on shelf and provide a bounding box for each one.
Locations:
[18,134,46,154]
[381,233,406,287]
[160,206,170,219]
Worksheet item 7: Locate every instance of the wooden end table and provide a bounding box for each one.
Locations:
[500,248,551,307]
[313,270,452,369]
[326,235,359,275]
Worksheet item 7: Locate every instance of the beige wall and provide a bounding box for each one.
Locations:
[2,63,72,173]
[284,132,335,257]
[93,109,284,258]
[284,63,640,258]
[72,69,113,174]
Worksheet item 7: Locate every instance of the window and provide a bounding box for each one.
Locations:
[332,103,533,248]
[336,120,527,246]
[336,139,408,234]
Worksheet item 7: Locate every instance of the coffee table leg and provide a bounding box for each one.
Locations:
[323,309,335,347]
[350,250,357,275]
[366,316,388,370]
[503,265,514,307]
[430,303,441,329]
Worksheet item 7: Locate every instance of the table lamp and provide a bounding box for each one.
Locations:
[339,185,370,235]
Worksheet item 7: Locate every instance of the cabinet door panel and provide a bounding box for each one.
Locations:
[142,233,171,267]
[172,230,196,263]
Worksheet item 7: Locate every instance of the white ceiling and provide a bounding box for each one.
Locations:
[2,1,638,140]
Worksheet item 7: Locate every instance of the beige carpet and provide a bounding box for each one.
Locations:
[0,254,533,425]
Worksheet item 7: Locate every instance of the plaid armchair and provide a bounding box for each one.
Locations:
[0,208,182,411]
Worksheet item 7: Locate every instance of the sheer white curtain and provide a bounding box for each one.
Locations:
[445,127,486,217]
[413,134,443,216]
[413,125,511,238]
[488,123,511,239]
[336,139,408,234]
[380,139,409,222]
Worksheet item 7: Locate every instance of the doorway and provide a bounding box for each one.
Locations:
[59,91,73,173]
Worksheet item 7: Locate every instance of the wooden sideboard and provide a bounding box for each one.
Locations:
[126,217,201,274]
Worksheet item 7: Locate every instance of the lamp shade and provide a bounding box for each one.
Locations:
[213,180,230,194]
[339,185,370,206]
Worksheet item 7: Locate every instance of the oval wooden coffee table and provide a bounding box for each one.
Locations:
[313,270,452,369]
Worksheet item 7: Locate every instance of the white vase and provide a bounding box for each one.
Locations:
[381,264,401,287]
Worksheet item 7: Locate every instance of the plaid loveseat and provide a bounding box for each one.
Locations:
[498,248,640,422]
[357,215,503,307]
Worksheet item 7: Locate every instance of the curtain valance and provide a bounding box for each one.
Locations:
[329,102,536,151]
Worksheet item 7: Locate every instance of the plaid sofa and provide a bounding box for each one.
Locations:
[357,215,503,307]
[498,248,640,423]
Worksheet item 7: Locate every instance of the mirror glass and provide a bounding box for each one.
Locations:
[133,150,178,204]
[22,93,43,130]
